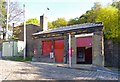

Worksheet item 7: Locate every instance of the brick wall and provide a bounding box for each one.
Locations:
[16,24,42,57]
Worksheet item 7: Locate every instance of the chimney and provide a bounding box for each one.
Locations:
[40,14,48,31]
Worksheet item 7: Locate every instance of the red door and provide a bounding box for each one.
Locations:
[54,40,64,63]
[76,36,92,64]
[42,40,52,56]
[85,47,92,64]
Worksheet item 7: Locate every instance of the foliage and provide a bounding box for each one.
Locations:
[67,1,120,42]
[67,9,97,25]
[67,2,102,25]
[21,18,40,26]
[12,26,21,40]
[48,22,53,29]
[10,0,120,43]
[79,9,97,23]
[96,6,119,41]
[1,1,23,27]
[52,18,68,28]
[0,1,23,40]
[92,2,102,10]
[14,18,40,40]
[111,0,120,9]
[48,18,68,29]
[0,0,6,27]
[68,17,79,25]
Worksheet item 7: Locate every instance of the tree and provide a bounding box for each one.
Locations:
[1,1,23,27]
[12,26,21,40]
[48,22,53,29]
[78,2,101,24]
[67,2,102,26]
[79,9,97,23]
[112,0,120,9]
[96,6,119,41]
[8,1,23,24]
[21,18,40,26]
[68,9,98,25]
[92,2,102,10]
[52,18,68,28]
[0,1,23,40]
[68,17,79,25]
[0,0,6,27]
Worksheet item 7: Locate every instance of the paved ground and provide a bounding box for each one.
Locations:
[0,60,119,81]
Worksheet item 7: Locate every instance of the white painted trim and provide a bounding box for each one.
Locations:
[75,33,93,38]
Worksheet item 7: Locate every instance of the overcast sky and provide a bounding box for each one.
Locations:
[10,0,113,22]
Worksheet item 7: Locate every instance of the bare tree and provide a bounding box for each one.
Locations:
[8,1,23,24]
[1,1,23,27]
[0,0,23,39]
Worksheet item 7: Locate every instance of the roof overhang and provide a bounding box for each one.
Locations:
[33,22,103,39]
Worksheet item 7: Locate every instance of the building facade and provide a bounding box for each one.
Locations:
[15,24,42,56]
[33,22,104,66]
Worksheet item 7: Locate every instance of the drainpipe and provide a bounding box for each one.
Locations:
[69,33,72,67]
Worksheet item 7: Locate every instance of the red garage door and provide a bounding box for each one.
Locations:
[42,40,52,56]
[54,40,64,63]
[76,36,92,47]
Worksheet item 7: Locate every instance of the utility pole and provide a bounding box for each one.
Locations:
[6,0,9,40]
[23,4,26,60]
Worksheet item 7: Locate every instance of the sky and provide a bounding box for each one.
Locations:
[10,0,113,23]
